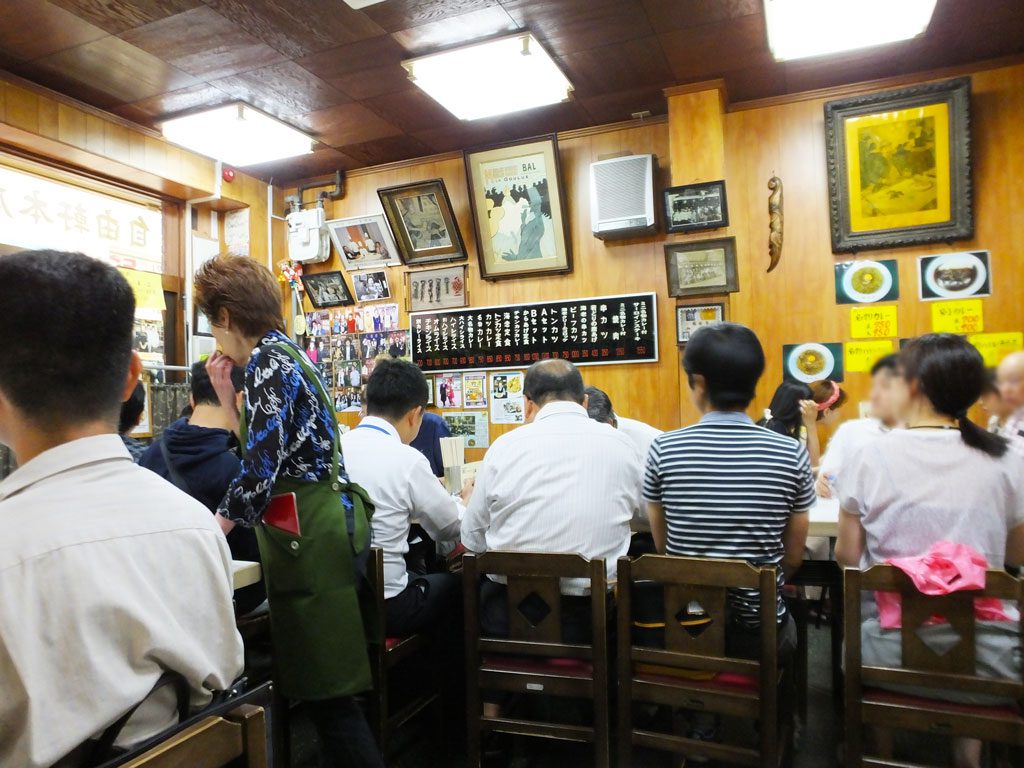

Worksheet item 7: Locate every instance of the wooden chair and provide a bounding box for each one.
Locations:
[463,551,610,768]
[364,546,442,757]
[616,554,792,768]
[844,565,1024,768]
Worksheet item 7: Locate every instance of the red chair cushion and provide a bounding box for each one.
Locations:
[864,688,1023,720]
[635,668,759,694]
[385,637,402,650]
[481,654,594,677]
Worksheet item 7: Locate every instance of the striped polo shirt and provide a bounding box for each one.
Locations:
[643,410,815,626]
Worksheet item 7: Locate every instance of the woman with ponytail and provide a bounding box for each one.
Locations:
[836,334,1024,765]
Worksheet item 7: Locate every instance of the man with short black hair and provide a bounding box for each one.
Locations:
[141,361,264,613]
[341,358,467,637]
[0,250,242,768]
[462,358,641,638]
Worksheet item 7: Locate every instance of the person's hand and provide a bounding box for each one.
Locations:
[206,352,240,415]
[799,399,818,428]
[459,478,476,505]
[815,473,834,499]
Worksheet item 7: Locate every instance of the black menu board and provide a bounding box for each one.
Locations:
[411,292,658,372]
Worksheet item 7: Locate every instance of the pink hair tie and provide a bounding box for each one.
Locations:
[816,381,841,411]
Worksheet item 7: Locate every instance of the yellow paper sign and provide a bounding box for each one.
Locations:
[931,299,984,334]
[118,267,164,311]
[968,332,1024,367]
[850,305,898,339]
[845,340,895,373]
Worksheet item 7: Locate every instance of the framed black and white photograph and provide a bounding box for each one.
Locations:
[301,270,356,309]
[326,214,401,271]
[664,237,739,298]
[378,179,469,266]
[405,264,468,312]
[664,180,729,233]
[676,302,726,345]
[352,270,391,303]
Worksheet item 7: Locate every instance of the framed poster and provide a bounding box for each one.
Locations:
[834,259,899,304]
[425,374,435,406]
[664,238,739,298]
[918,250,991,300]
[664,180,729,233]
[351,270,391,303]
[825,77,972,253]
[405,264,468,312]
[676,302,725,345]
[301,271,356,308]
[325,214,401,271]
[378,179,468,266]
[465,135,572,280]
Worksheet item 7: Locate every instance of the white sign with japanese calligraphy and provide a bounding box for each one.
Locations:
[0,164,163,273]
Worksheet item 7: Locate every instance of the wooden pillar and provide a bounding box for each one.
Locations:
[664,79,728,185]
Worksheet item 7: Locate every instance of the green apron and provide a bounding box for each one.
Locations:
[243,341,374,701]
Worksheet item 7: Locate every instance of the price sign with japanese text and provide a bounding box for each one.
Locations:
[968,332,1023,367]
[931,299,984,334]
[849,305,898,339]
[118,267,165,311]
[845,340,896,373]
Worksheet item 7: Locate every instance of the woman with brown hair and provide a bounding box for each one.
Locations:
[193,255,381,768]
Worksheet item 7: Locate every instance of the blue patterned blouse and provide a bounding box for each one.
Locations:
[218,330,351,527]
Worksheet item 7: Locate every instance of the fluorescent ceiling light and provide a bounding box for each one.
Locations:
[160,103,313,167]
[764,0,937,62]
[342,0,386,7]
[403,33,573,121]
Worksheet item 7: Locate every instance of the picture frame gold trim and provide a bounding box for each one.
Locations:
[377,179,468,266]
[664,237,739,298]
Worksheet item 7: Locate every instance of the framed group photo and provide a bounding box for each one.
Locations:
[301,270,356,308]
[405,264,468,312]
[825,76,973,253]
[326,214,401,271]
[664,237,739,298]
[465,135,573,281]
[378,179,468,266]
[664,180,729,233]
[351,271,391,303]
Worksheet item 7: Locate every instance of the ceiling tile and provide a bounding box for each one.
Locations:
[49,0,203,34]
[559,35,674,99]
[640,0,761,34]
[342,134,436,166]
[724,62,787,103]
[361,87,458,133]
[0,0,108,61]
[297,36,412,100]
[391,6,519,55]
[501,0,653,58]
[120,6,286,80]
[212,61,349,118]
[362,0,499,34]
[244,145,358,184]
[578,83,670,125]
[202,0,385,59]
[657,13,773,82]
[12,36,199,108]
[109,82,233,124]
[296,102,404,147]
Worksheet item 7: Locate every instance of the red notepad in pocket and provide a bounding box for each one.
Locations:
[264,492,301,536]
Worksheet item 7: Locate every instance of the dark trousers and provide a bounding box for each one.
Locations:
[384,572,462,638]
[305,695,384,768]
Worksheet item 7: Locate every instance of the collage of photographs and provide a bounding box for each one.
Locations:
[303,304,411,413]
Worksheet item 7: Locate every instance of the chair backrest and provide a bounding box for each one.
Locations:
[364,546,387,645]
[617,555,778,681]
[463,551,607,661]
[844,565,1024,702]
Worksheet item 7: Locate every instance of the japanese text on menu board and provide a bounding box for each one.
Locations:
[411,293,658,372]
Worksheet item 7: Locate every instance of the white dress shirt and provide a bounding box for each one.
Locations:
[615,415,663,525]
[340,416,462,598]
[0,435,243,768]
[461,401,641,594]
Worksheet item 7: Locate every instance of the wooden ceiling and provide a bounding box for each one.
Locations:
[1,0,1022,183]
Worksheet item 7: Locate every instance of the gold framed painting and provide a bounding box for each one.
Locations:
[825,77,972,253]
[377,179,468,266]
[464,135,573,280]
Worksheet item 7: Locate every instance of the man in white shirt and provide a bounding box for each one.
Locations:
[0,250,243,768]
[817,353,903,497]
[998,351,1024,457]
[341,358,467,637]
[462,359,641,641]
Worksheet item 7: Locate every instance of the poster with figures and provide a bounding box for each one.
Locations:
[490,372,525,425]
[443,411,490,449]
[463,373,487,409]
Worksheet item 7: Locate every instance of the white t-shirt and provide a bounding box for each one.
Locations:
[837,429,1024,569]
[818,418,886,481]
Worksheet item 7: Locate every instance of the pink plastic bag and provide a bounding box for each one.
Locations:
[875,541,1010,629]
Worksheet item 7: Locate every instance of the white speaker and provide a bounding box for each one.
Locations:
[589,154,656,239]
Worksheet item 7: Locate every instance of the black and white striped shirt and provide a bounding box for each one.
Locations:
[643,411,815,626]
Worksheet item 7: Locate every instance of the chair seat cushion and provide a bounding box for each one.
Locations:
[635,667,759,694]
[481,654,594,678]
[864,688,1024,720]
[385,637,401,650]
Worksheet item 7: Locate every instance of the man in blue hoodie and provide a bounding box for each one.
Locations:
[141,361,264,613]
